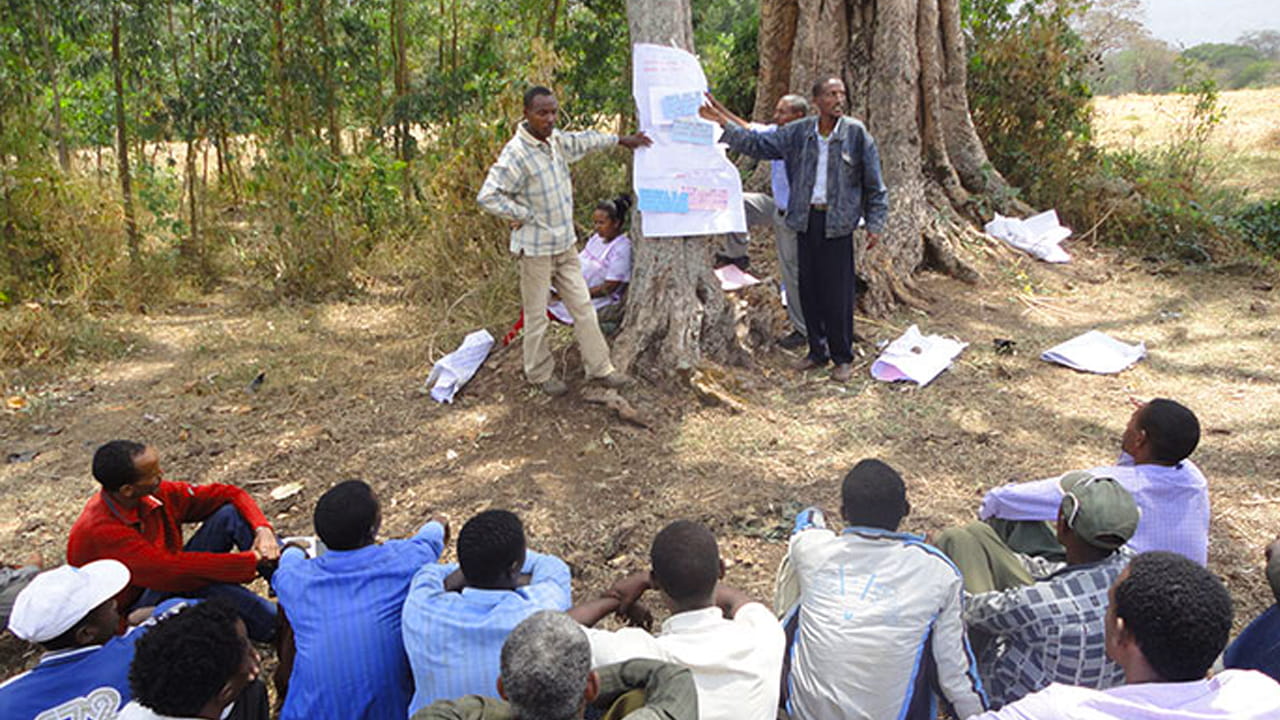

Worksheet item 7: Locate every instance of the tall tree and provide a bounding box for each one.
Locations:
[110,2,141,264]
[613,0,744,376]
[753,0,1024,315]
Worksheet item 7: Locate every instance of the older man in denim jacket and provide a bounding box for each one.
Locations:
[702,78,888,382]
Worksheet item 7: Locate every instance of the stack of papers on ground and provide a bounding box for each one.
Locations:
[715,264,761,291]
[1041,330,1145,374]
[425,329,495,403]
[871,325,968,387]
[985,209,1072,263]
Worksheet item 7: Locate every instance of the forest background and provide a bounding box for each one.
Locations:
[2,0,1279,366]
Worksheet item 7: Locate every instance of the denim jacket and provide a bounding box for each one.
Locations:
[721,116,889,238]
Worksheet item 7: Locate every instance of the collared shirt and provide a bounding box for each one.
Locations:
[548,233,632,324]
[477,123,617,257]
[965,546,1134,708]
[0,599,188,720]
[272,521,446,720]
[67,481,271,609]
[721,116,888,238]
[402,551,572,714]
[584,603,785,720]
[747,122,791,208]
[411,659,698,720]
[783,517,987,720]
[810,128,832,205]
[979,453,1210,565]
[969,669,1280,720]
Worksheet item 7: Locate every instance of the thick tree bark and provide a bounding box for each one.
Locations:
[751,0,799,123]
[36,5,70,172]
[614,0,744,378]
[754,0,1026,317]
[111,4,141,265]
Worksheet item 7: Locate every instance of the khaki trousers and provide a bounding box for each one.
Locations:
[519,249,615,383]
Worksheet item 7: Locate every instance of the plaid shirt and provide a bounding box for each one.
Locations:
[477,122,617,256]
[965,546,1135,708]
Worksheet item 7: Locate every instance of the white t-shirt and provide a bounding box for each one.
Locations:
[585,603,785,720]
[971,669,1280,720]
[548,233,631,324]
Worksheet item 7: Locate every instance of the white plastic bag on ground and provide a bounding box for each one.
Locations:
[871,325,968,387]
[985,209,1072,263]
[425,329,495,403]
[1041,330,1145,374]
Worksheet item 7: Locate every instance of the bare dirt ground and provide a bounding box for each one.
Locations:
[2,238,1278,680]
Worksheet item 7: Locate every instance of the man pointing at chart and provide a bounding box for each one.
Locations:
[478,85,651,396]
[701,77,888,383]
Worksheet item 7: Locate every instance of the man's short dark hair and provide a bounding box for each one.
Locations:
[92,440,147,491]
[650,520,719,604]
[524,86,554,109]
[1139,399,1200,464]
[810,76,841,98]
[129,601,246,717]
[313,480,378,551]
[841,459,908,531]
[457,510,527,586]
[1114,551,1232,682]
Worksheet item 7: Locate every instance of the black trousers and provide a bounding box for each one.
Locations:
[798,209,855,365]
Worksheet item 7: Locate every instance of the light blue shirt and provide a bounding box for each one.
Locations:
[979,453,1210,565]
[810,129,832,205]
[752,123,791,209]
[402,550,572,714]
[272,521,446,720]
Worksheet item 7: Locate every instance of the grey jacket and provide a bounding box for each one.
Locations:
[721,116,889,237]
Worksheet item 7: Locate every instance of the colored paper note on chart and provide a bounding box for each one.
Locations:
[660,91,703,120]
[669,118,714,146]
[638,188,690,213]
[683,186,729,211]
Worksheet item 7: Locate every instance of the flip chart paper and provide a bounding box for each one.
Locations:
[632,43,746,237]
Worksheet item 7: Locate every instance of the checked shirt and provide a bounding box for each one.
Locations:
[476,122,617,257]
[965,546,1135,708]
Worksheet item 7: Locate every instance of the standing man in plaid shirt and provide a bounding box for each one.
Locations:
[478,86,651,396]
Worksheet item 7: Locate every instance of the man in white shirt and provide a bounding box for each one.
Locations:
[776,459,987,720]
[979,398,1208,565]
[971,551,1280,719]
[568,520,785,720]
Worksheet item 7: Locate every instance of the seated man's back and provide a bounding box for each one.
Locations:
[272,481,447,720]
[401,509,571,714]
[781,460,986,720]
[980,399,1208,564]
[577,520,785,720]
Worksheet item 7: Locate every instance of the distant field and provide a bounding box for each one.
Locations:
[1093,87,1280,199]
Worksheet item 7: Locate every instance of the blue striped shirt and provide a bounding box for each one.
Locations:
[272,521,446,720]
[401,551,572,715]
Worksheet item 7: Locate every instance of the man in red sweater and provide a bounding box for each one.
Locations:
[67,440,281,641]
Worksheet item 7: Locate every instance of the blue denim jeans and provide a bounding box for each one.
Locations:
[135,504,278,642]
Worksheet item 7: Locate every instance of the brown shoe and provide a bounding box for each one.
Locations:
[794,356,826,372]
[594,372,634,389]
[538,378,569,396]
[830,363,853,382]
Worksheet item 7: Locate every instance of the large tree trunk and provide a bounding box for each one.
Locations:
[614,0,745,378]
[751,0,798,123]
[757,0,1027,316]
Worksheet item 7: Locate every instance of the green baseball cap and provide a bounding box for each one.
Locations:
[1059,471,1139,551]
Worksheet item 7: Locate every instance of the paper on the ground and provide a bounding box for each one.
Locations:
[632,43,747,238]
[714,264,761,291]
[425,329,495,403]
[280,535,328,558]
[870,325,968,387]
[1041,330,1145,374]
[985,209,1072,263]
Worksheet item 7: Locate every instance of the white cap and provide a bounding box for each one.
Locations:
[8,560,130,643]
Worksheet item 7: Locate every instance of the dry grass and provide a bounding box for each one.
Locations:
[1094,87,1280,197]
[1,238,1278,683]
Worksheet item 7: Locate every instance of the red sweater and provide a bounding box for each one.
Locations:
[67,480,272,608]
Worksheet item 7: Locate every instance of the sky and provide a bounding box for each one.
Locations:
[1143,0,1280,47]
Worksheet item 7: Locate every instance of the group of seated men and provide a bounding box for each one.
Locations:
[3,397,1280,720]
